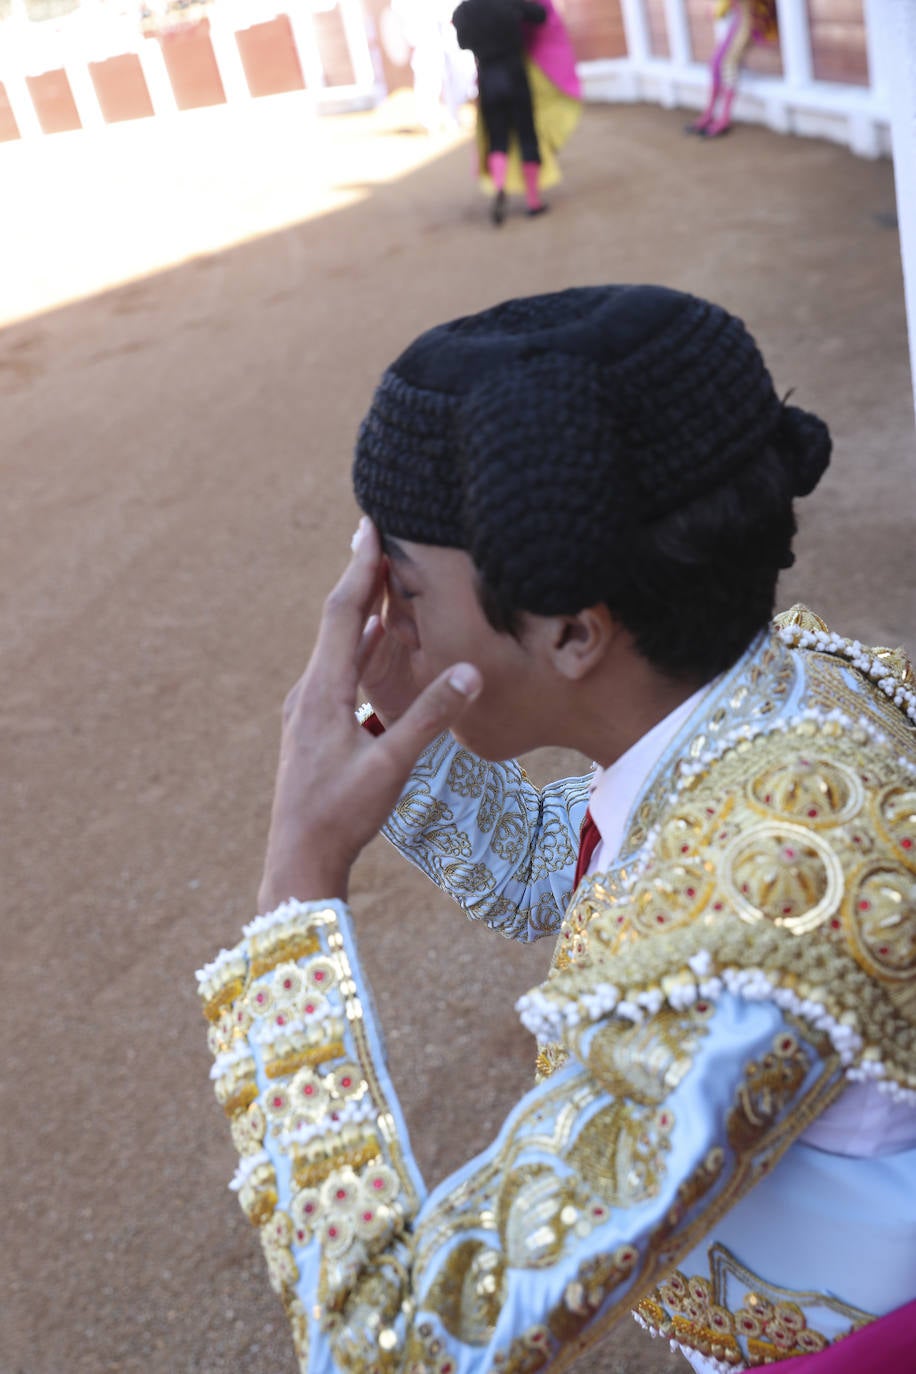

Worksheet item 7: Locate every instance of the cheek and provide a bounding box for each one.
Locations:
[448,702,525,762]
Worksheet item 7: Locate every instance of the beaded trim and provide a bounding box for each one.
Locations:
[517,950,916,1106]
[229,1149,272,1193]
[631,1311,737,1373]
[776,622,916,727]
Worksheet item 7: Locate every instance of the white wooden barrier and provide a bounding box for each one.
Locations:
[581,0,890,159]
[0,0,383,137]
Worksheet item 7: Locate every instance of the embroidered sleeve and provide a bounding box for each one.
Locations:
[380,731,591,942]
[198,897,845,1374]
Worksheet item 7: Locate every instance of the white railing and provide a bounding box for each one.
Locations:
[579,0,890,159]
[0,0,891,161]
[0,0,383,137]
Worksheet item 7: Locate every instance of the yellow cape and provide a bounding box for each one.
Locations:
[475,59,582,194]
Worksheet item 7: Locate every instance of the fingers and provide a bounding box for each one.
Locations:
[312,517,384,691]
[355,613,385,679]
[282,678,301,725]
[379,662,482,776]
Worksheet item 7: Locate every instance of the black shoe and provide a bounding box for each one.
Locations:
[526,202,549,218]
[490,189,507,226]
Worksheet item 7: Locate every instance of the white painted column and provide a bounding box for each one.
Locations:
[287,4,326,91]
[136,35,180,116]
[339,0,376,90]
[1,68,42,137]
[64,59,107,129]
[208,2,253,103]
[774,0,813,87]
[868,0,916,419]
[617,0,651,100]
[63,4,107,128]
[619,0,650,64]
[663,0,692,68]
[2,0,44,136]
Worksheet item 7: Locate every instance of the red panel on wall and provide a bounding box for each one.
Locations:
[563,0,626,61]
[807,0,869,85]
[159,18,226,110]
[0,82,20,142]
[235,15,305,97]
[644,0,669,57]
[312,4,355,87]
[26,69,81,134]
[90,53,155,122]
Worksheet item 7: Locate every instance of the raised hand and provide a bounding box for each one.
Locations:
[258,518,482,911]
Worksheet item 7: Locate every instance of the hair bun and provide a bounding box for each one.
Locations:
[778,404,832,497]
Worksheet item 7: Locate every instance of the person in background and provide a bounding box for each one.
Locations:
[453,0,581,224]
[452,0,549,222]
[390,0,475,134]
[688,0,778,138]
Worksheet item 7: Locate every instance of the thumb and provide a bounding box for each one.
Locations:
[381,662,482,771]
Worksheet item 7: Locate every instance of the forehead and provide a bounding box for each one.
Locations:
[382,535,477,589]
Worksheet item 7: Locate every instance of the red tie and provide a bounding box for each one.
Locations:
[573,807,601,888]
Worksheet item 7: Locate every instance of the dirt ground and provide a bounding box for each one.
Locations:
[2,93,915,1374]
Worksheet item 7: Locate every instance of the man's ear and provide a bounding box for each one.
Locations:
[546,604,618,680]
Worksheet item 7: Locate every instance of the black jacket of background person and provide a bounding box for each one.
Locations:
[452,0,547,65]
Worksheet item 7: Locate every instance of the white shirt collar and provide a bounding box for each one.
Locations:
[587,682,715,872]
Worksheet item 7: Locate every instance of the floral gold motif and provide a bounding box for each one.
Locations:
[636,1239,876,1368]
[722,821,844,935]
[425,1239,507,1345]
[585,1005,713,1105]
[726,1033,809,1153]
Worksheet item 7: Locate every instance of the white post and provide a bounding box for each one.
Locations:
[64,3,106,128]
[287,4,326,91]
[208,1,253,103]
[663,0,692,69]
[1,68,43,137]
[2,0,43,136]
[774,0,812,87]
[338,0,376,90]
[64,59,106,128]
[619,0,650,65]
[136,35,180,116]
[867,0,916,420]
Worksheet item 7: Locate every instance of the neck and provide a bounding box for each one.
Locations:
[562,661,709,768]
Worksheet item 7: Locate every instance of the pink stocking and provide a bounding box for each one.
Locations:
[488,152,508,191]
[522,161,543,211]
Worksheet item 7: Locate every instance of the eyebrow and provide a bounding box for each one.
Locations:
[381,534,416,567]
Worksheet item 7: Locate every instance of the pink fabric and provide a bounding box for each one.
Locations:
[521,160,542,209]
[487,151,508,189]
[770,1298,916,1372]
[524,0,581,100]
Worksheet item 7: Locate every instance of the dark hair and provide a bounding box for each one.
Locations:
[477,406,829,682]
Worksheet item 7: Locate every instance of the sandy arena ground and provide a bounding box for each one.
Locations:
[2,90,915,1374]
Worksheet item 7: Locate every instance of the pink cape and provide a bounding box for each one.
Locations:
[524,0,581,100]
[768,1297,916,1372]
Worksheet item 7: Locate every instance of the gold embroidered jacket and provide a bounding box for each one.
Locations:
[198,609,916,1372]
